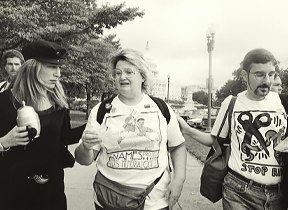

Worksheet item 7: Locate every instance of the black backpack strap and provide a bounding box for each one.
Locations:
[97,95,171,125]
[149,95,173,172]
[149,95,170,124]
[96,96,116,125]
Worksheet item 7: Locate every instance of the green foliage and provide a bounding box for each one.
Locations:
[279,69,288,94]
[184,134,210,163]
[0,0,144,117]
[193,91,208,106]
[0,0,144,53]
[214,67,246,106]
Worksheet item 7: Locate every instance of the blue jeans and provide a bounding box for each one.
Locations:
[94,203,169,210]
[222,171,285,210]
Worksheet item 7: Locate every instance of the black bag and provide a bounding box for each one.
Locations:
[93,171,163,210]
[200,96,236,203]
[60,109,75,168]
[60,145,75,168]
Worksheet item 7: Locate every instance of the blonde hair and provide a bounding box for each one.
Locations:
[110,49,151,93]
[11,59,68,111]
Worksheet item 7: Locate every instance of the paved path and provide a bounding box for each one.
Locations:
[65,144,222,210]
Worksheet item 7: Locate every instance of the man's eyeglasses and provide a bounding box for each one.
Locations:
[113,68,139,79]
[249,71,276,81]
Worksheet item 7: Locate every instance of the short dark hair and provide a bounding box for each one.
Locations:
[1,49,25,66]
[242,48,277,72]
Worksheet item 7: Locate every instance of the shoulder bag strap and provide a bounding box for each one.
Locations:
[216,96,237,142]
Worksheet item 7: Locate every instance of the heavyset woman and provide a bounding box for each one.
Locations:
[75,48,187,210]
[0,40,81,210]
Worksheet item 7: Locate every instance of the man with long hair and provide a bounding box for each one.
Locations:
[0,49,24,92]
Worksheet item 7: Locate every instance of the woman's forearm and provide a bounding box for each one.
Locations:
[170,143,187,183]
[182,126,215,147]
[74,142,98,166]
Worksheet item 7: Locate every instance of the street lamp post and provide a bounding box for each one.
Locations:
[167,74,170,104]
[206,25,216,132]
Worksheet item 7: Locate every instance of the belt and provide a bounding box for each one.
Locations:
[228,168,280,191]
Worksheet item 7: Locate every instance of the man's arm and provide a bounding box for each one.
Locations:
[176,115,215,147]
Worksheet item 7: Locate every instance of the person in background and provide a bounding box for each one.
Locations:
[75,49,187,210]
[0,40,82,210]
[0,49,24,92]
[177,48,286,209]
[271,73,283,94]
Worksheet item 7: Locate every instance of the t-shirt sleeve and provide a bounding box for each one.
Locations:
[167,104,185,147]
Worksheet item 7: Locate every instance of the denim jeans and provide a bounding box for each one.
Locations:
[94,203,169,210]
[222,171,285,210]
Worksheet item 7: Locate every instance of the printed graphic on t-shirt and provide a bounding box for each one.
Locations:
[235,110,286,177]
[101,108,162,170]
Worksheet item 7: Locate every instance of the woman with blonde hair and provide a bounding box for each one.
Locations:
[0,40,81,210]
[75,48,187,210]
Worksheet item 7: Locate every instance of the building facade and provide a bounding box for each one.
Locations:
[143,43,217,113]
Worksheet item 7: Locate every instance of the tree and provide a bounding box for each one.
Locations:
[61,36,118,118]
[0,0,144,117]
[0,1,144,54]
[214,67,246,106]
[279,69,288,94]
[193,91,208,106]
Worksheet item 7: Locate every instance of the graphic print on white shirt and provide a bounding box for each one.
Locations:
[235,110,286,166]
[100,103,163,170]
[212,92,287,184]
[228,92,287,183]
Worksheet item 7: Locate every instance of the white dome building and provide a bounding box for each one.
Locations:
[143,42,166,99]
[143,42,182,105]
[144,42,158,79]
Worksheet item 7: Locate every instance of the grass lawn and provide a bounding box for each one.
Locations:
[70,110,87,128]
[184,135,210,163]
[69,110,210,163]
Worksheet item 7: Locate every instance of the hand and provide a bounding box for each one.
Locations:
[1,126,29,148]
[81,129,102,150]
[176,115,190,133]
[164,179,184,210]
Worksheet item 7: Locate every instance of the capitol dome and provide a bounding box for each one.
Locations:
[144,42,158,79]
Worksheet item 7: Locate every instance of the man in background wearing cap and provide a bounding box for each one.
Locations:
[177,48,286,209]
[0,49,24,92]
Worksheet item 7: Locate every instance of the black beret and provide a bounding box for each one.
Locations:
[22,40,67,65]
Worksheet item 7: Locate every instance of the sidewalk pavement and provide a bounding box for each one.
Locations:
[65,145,222,210]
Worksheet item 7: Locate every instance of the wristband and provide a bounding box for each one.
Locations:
[0,142,9,152]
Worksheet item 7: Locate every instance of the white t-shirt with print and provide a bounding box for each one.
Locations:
[211,91,286,185]
[85,94,185,209]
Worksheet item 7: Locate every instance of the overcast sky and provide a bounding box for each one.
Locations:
[103,0,288,89]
